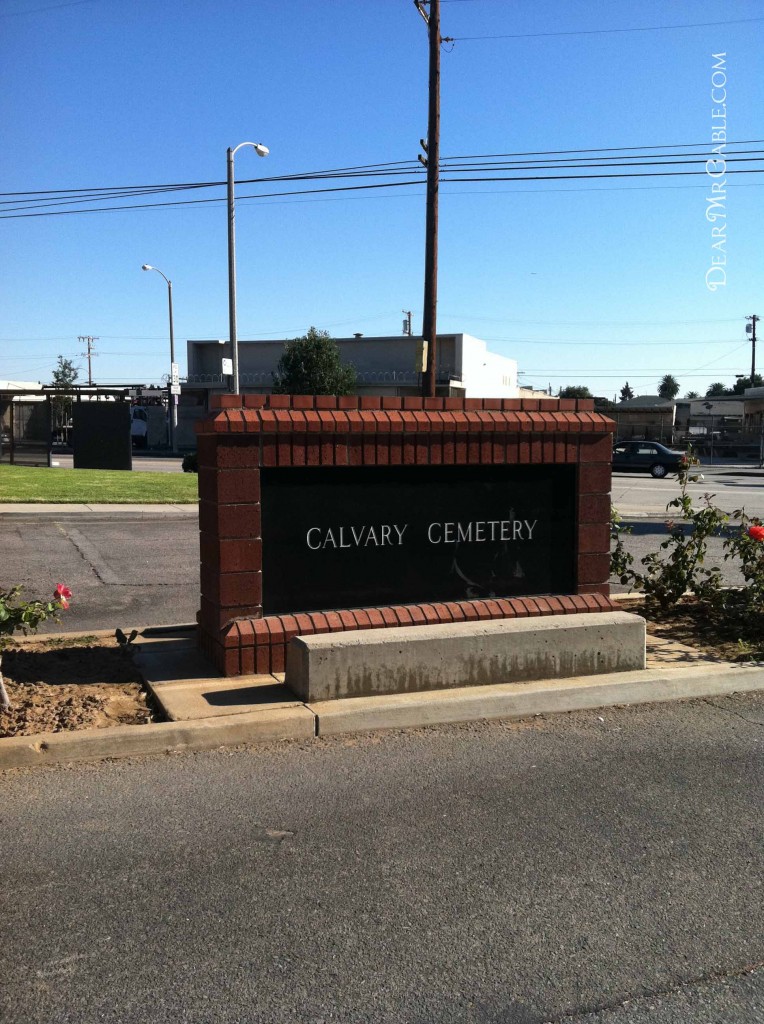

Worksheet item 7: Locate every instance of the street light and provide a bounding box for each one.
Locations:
[141,264,177,452]
[227,141,269,394]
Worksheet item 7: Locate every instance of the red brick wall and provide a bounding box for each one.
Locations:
[196,394,615,675]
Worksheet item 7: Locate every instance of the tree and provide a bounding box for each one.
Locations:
[49,355,79,431]
[684,391,700,399]
[731,373,764,395]
[657,374,680,399]
[619,382,634,401]
[706,382,729,397]
[558,385,593,399]
[271,327,356,396]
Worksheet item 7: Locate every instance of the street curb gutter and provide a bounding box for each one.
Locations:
[308,664,764,735]
[0,706,316,770]
[2,664,763,770]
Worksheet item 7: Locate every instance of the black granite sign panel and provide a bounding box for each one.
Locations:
[261,465,576,616]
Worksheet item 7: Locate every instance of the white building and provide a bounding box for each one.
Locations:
[178,333,519,446]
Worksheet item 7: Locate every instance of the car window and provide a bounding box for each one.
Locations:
[636,446,657,455]
[613,445,628,454]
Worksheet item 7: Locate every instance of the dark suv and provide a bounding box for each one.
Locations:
[612,440,688,478]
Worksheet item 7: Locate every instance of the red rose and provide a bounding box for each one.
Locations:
[747,525,764,542]
[55,583,73,609]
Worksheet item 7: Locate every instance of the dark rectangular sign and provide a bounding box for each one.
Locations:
[73,402,132,471]
[261,464,576,616]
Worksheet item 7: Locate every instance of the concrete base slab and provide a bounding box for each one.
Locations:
[148,677,303,721]
[288,611,646,702]
[309,663,764,736]
[135,639,300,721]
[134,639,215,684]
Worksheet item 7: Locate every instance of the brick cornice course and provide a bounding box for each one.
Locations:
[196,404,616,437]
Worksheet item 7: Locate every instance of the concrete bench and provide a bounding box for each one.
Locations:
[286,611,646,702]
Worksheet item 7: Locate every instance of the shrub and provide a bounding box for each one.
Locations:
[0,584,72,709]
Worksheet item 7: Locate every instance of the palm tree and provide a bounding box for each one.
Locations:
[658,374,680,399]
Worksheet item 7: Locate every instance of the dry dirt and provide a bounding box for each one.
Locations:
[619,596,764,662]
[0,633,153,739]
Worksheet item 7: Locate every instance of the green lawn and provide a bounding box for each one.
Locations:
[0,465,199,504]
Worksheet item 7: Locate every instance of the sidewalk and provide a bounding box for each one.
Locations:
[0,503,197,515]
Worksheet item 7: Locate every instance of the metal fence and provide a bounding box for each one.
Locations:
[0,394,52,467]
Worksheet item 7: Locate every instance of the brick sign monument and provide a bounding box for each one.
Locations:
[196,394,615,677]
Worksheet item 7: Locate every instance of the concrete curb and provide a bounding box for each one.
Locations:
[0,504,197,517]
[3,661,764,770]
[308,664,764,736]
[0,707,316,770]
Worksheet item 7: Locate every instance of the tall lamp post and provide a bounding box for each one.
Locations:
[141,264,177,452]
[227,141,269,393]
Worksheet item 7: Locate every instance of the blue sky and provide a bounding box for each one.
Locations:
[1,0,762,398]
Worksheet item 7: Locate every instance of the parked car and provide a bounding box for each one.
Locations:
[612,440,688,478]
[130,406,148,449]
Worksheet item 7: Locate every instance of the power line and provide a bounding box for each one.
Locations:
[2,166,762,220]
[451,17,764,41]
[2,139,760,201]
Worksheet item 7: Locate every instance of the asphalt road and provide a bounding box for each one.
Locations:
[0,510,199,631]
[51,453,185,473]
[2,694,763,1023]
[612,467,764,518]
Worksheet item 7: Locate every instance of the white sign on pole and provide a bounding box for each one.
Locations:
[221,357,233,375]
[171,362,180,386]
[170,384,181,395]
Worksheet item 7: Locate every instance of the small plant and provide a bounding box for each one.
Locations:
[115,627,139,653]
[613,467,728,612]
[0,584,72,709]
[182,451,198,473]
[639,490,728,612]
[709,515,764,620]
[610,506,634,584]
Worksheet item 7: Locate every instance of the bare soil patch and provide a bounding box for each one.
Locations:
[0,634,155,738]
[620,596,764,663]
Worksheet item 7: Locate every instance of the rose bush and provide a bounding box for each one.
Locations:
[0,584,72,709]
[612,465,764,655]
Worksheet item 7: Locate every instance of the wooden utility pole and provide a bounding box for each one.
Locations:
[78,335,98,386]
[747,314,759,380]
[416,0,441,398]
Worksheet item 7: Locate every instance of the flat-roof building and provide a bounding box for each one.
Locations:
[178,333,519,447]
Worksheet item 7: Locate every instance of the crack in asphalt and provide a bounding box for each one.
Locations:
[701,697,764,729]
[544,959,764,1022]
[56,524,121,585]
